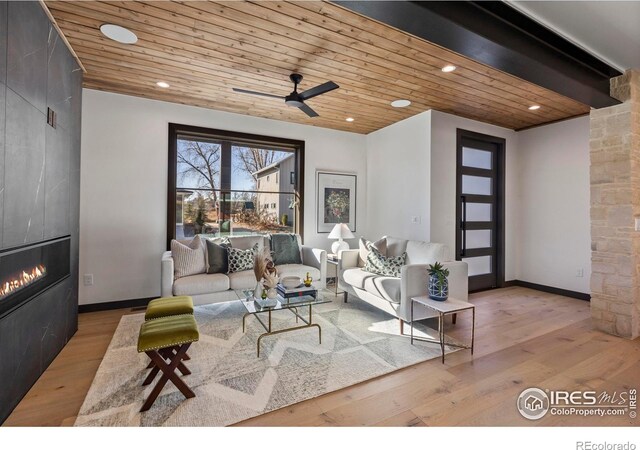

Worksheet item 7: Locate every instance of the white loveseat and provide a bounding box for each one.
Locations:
[338,236,468,328]
[161,234,327,305]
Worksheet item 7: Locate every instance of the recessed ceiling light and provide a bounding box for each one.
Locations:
[390,99,411,108]
[99,24,138,44]
[346,117,355,122]
[156,81,170,88]
[528,105,541,110]
[442,65,457,73]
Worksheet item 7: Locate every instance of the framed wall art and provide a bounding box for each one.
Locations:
[316,171,357,233]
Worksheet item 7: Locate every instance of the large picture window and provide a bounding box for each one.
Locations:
[167,124,305,247]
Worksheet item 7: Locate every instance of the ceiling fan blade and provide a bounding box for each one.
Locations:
[298,103,319,118]
[232,88,284,100]
[299,81,339,101]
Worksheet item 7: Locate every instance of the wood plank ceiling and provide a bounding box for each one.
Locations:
[44,1,592,134]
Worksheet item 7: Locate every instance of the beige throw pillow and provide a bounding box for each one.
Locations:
[171,235,206,280]
[358,237,387,266]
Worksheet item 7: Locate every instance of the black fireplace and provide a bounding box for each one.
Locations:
[0,237,70,320]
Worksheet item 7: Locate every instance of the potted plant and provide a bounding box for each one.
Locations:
[427,262,450,301]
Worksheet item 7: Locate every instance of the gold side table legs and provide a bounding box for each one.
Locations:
[410,299,475,364]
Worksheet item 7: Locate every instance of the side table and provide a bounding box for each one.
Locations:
[326,254,343,296]
[410,295,475,363]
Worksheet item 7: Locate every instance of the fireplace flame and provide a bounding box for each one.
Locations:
[0,265,47,300]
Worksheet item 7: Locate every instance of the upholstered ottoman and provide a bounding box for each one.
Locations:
[144,296,194,321]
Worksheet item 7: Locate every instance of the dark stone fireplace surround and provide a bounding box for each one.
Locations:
[0,1,82,423]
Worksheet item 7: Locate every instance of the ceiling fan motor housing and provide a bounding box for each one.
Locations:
[285,93,305,108]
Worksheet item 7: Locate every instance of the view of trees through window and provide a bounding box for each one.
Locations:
[174,135,298,239]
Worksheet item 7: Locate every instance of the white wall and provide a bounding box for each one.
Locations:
[516,116,591,293]
[80,89,367,305]
[430,111,519,279]
[365,112,431,241]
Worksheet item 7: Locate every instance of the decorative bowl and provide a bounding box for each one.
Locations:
[281,276,302,289]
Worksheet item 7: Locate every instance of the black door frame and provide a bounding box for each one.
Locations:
[455,129,506,292]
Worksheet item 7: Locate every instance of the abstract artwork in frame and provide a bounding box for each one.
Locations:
[317,171,357,233]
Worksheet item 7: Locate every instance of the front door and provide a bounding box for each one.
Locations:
[456,129,505,292]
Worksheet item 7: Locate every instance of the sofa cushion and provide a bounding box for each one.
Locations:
[227,235,266,251]
[358,237,387,266]
[173,273,230,296]
[342,268,377,290]
[276,264,321,281]
[206,239,229,274]
[270,233,302,265]
[405,241,447,265]
[364,276,401,304]
[364,244,406,277]
[227,244,258,273]
[171,235,206,280]
[228,270,259,290]
[384,236,409,257]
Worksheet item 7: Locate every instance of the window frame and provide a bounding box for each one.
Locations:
[167,123,305,249]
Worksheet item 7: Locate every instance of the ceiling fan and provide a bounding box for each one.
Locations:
[232,73,339,118]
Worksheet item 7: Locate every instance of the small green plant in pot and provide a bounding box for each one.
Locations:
[428,262,450,301]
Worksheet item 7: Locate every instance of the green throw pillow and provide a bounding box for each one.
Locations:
[363,243,406,277]
[270,234,302,265]
[227,243,258,273]
[206,239,229,274]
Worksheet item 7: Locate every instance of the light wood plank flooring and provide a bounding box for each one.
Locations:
[4,287,639,426]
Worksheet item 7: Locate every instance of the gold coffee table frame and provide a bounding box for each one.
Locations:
[241,292,330,357]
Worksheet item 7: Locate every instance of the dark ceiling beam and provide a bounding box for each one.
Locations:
[334,1,622,109]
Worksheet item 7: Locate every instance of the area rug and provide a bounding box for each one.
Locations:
[74,296,459,426]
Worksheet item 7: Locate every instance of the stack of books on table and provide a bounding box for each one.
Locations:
[276,283,317,300]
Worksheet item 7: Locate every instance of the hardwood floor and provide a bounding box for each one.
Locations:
[4,287,639,426]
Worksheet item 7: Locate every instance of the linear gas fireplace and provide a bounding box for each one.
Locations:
[0,237,70,320]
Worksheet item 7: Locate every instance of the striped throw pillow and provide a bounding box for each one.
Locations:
[171,235,206,279]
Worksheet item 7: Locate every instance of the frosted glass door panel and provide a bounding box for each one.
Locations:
[463,256,492,276]
[462,175,492,195]
[462,147,492,169]
[466,230,491,249]
[466,203,492,222]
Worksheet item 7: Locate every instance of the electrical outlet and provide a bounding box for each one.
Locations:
[83,274,94,286]
[576,269,584,278]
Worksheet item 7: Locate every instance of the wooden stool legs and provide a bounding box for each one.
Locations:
[140,343,195,412]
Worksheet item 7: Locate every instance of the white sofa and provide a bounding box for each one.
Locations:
[161,234,327,305]
[338,236,468,328]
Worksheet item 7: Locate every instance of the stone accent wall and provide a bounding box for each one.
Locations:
[590,69,640,338]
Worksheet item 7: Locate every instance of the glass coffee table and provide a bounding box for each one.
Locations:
[241,290,331,357]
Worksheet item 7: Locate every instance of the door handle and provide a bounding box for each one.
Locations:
[461,195,466,257]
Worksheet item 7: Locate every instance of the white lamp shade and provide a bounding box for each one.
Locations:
[328,223,354,240]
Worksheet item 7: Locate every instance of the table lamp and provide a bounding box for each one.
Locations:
[328,223,355,254]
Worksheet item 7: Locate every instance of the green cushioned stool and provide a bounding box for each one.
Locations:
[144,296,194,321]
[144,296,194,369]
[137,314,199,412]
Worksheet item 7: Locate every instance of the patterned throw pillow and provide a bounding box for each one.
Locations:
[171,235,206,280]
[363,243,406,277]
[358,237,387,265]
[227,243,258,273]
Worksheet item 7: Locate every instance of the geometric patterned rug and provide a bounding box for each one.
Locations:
[74,295,459,426]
